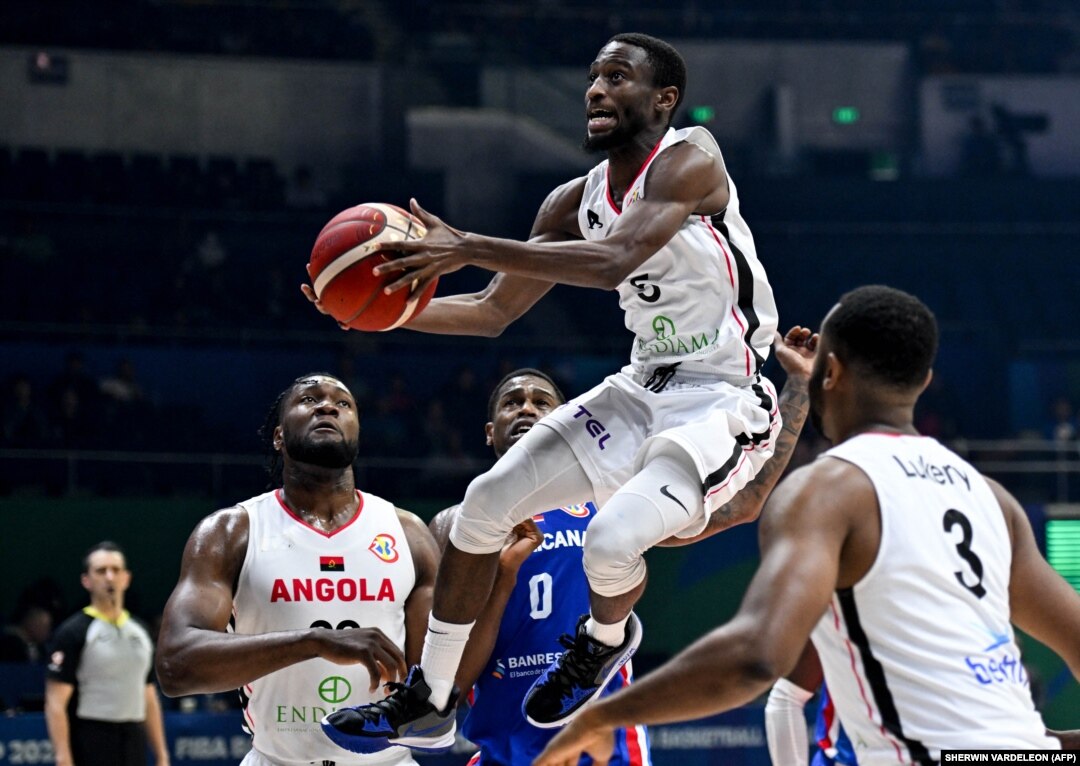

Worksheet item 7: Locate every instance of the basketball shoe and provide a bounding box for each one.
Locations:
[321,666,458,753]
[523,612,642,728]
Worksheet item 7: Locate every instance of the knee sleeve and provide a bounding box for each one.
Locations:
[450,425,594,554]
[583,452,703,597]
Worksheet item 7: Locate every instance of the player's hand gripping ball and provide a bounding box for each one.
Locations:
[307,202,437,331]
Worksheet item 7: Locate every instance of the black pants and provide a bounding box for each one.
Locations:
[71,718,146,766]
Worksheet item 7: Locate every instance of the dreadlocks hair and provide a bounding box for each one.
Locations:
[608,32,687,123]
[487,368,567,422]
[258,371,345,489]
[826,285,938,390]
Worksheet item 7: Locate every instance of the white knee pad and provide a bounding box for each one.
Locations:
[583,452,703,597]
[450,424,594,554]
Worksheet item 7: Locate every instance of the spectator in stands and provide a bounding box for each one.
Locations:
[99,359,150,448]
[49,352,100,411]
[1046,396,1078,444]
[52,386,98,449]
[2,374,52,448]
[0,602,53,664]
[99,359,146,408]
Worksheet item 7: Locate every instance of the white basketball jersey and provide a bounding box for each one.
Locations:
[233,489,417,766]
[577,126,778,380]
[812,434,1057,764]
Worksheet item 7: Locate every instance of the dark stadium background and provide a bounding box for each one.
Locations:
[0,0,1078,752]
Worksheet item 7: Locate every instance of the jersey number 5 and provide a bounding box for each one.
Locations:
[942,509,987,599]
[629,273,661,303]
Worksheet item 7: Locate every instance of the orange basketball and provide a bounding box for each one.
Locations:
[307,202,437,331]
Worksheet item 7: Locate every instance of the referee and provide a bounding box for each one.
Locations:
[45,541,169,766]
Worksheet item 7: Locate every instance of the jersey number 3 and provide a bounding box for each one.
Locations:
[942,509,987,599]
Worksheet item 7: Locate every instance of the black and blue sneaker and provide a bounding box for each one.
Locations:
[523,612,642,728]
[321,666,458,753]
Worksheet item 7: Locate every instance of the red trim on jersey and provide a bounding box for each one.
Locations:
[705,451,749,498]
[612,666,647,766]
[466,752,481,766]
[702,215,752,375]
[274,489,364,538]
[818,693,837,751]
[604,134,667,215]
[831,601,907,763]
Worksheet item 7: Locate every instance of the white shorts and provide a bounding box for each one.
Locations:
[240,744,417,766]
[536,364,780,514]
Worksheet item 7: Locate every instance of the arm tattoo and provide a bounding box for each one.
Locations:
[705,380,811,533]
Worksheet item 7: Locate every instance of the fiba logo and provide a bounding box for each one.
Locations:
[368,534,399,563]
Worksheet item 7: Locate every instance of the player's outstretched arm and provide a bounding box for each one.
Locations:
[300,179,582,336]
[533,460,863,766]
[155,508,407,696]
[377,143,726,296]
[994,478,1080,682]
[659,326,817,546]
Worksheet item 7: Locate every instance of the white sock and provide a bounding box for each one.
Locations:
[420,615,474,710]
[585,614,630,648]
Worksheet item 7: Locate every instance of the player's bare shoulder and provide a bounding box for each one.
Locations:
[762,456,872,532]
[647,139,728,212]
[428,504,461,553]
[532,176,588,240]
[396,508,441,558]
[178,505,250,583]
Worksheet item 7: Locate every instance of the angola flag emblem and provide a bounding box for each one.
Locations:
[319,556,345,572]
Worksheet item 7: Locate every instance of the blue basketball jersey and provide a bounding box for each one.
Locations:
[812,683,857,766]
[461,503,650,766]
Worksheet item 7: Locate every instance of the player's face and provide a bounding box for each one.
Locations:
[583,42,656,152]
[279,377,360,469]
[81,550,131,603]
[487,375,563,458]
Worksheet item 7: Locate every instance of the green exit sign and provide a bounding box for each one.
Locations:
[1047,519,1080,593]
[832,106,860,125]
[690,105,716,124]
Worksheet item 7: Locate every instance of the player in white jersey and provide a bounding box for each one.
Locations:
[155,373,444,765]
[310,33,782,748]
[534,285,1080,766]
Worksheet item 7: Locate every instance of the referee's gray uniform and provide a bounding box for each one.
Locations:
[47,607,155,766]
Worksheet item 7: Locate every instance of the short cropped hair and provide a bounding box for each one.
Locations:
[609,33,687,120]
[826,285,938,389]
[487,368,566,422]
[83,541,125,573]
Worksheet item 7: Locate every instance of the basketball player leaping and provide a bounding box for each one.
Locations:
[307,33,783,751]
[533,286,1080,766]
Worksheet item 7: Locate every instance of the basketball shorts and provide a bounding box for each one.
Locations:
[535,364,780,517]
[240,745,418,766]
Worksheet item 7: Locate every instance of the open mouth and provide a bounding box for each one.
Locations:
[312,421,340,434]
[587,109,617,132]
[510,421,534,438]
